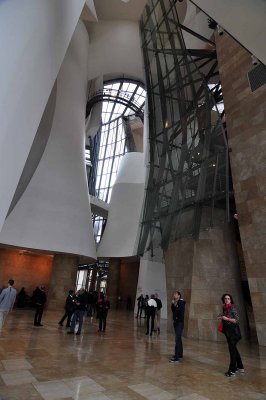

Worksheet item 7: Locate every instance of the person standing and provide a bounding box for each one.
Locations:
[0,279,17,331]
[154,293,162,334]
[97,292,110,333]
[169,291,186,363]
[136,294,144,318]
[33,286,47,326]
[58,289,75,327]
[145,294,157,336]
[218,293,244,377]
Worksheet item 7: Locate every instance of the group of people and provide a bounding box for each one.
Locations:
[136,293,163,336]
[58,288,111,335]
[0,279,244,377]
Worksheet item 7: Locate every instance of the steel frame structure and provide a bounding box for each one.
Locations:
[138,0,231,254]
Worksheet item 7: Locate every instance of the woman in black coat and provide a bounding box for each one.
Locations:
[218,293,244,377]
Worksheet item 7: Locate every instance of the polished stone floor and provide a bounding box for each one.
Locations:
[0,309,265,400]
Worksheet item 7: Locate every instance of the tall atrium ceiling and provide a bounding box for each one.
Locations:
[93,0,147,21]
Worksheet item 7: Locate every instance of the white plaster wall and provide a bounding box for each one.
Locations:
[0,0,86,232]
[182,2,213,50]
[97,152,145,258]
[0,22,96,260]
[136,251,167,319]
[192,0,266,65]
[87,20,144,81]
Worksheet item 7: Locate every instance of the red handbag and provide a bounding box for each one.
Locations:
[218,321,224,333]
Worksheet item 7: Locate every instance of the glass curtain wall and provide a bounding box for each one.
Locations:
[138,0,230,254]
[89,80,145,244]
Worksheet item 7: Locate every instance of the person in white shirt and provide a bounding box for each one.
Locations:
[145,294,157,336]
[0,279,17,331]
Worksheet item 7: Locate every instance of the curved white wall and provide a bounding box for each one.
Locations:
[87,20,144,81]
[182,2,213,50]
[0,22,96,260]
[97,152,145,258]
[0,0,86,232]
[136,249,167,319]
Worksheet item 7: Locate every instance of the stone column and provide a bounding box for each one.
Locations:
[106,258,121,308]
[165,224,246,341]
[47,254,78,311]
[216,32,266,346]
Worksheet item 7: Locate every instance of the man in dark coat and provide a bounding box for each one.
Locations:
[169,291,186,363]
[67,288,87,335]
[33,286,47,327]
[97,292,110,333]
[58,290,75,327]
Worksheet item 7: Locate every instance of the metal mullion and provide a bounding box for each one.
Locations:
[105,120,119,202]
[98,125,110,194]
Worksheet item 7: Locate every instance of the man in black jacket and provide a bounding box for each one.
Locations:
[58,290,75,327]
[169,291,186,363]
[33,286,47,327]
[67,288,87,335]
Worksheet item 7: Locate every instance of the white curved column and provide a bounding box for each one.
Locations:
[97,152,145,258]
[0,22,96,260]
[87,20,144,81]
[0,0,86,231]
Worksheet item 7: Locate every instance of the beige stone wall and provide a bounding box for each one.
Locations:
[165,225,246,341]
[47,254,78,310]
[216,32,266,346]
[0,248,53,295]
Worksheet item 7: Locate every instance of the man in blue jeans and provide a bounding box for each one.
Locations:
[67,288,87,335]
[169,291,186,363]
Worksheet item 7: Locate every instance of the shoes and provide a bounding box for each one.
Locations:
[58,322,63,326]
[225,371,236,377]
[67,331,74,335]
[157,328,160,335]
[34,323,43,326]
[145,332,149,335]
[169,356,179,363]
[150,333,152,336]
[236,368,245,373]
[76,332,81,335]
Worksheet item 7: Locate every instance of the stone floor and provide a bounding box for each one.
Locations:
[0,309,265,400]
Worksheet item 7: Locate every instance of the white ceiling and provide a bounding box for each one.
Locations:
[93,0,148,21]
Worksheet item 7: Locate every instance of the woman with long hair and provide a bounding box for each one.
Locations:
[218,293,244,377]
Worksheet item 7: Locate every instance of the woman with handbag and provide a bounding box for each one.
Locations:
[218,293,244,377]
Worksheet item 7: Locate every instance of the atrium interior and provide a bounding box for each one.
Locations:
[0,0,266,398]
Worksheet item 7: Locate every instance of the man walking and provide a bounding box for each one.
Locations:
[169,291,186,363]
[58,289,75,327]
[0,279,17,331]
[33,286,47,326]
[67,288,87,335]
[154,293,162,334]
